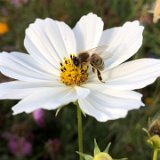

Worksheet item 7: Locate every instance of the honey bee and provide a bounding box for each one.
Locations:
[71,45,111,83]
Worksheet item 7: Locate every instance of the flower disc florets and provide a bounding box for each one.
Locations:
[60,56,89,86]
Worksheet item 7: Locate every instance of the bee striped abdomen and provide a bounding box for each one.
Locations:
[90,54,104,71]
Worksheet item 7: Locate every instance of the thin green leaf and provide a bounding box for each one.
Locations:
[55,108,61,116]
[142,128,151,138]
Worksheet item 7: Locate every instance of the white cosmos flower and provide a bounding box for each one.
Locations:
[0,13,160,122]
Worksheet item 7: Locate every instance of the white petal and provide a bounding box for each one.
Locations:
[0,52,57,82]
[78,88,143,122]
[99,21,144,69]
[83,83,144,107]
[73,13,104,52]
[105,59,160,90]
[10,52,59,76]
[12,87,77,114]
[99,27,119,45]
[24,18,76,69]
[0,81,60,99]
[74,86,90,99]
[78,99,110,122]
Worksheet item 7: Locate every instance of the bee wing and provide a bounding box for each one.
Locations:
[82,45,112,59]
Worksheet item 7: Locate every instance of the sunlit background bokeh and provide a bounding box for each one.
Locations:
[0,0,160,160]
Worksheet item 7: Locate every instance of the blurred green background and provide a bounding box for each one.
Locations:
[0,0,160,160]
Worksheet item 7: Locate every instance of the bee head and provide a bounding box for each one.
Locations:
[72,56,80,67]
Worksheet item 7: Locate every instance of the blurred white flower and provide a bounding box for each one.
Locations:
[0,13,160,122]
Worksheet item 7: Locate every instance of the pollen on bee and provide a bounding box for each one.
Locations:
[60,56,89,86]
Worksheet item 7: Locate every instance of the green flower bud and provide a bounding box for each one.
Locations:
[94,152,112,160]
[147,135,160,149]
[77,140,127,160]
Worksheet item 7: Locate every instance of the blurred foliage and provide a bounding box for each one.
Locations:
[0,0,160,160]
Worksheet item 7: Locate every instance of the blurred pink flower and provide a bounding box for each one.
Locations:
[8,136,32,158]
[32,108,45,127]
[10,0,28,7]
[1,8,9,16]
[46,138,61,156]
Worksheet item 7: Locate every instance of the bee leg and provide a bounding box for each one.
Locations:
[92,67,96,73]
[97,70,105,83]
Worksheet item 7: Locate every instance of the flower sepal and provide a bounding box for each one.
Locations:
[76,152,93,160]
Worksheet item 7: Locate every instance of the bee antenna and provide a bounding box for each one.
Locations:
[70,54,73,59]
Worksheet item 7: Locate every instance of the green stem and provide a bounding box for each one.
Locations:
[77,105,83,160]
[153,149,158,160]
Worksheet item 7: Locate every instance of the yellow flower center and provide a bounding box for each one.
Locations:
[60,55,89,86]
